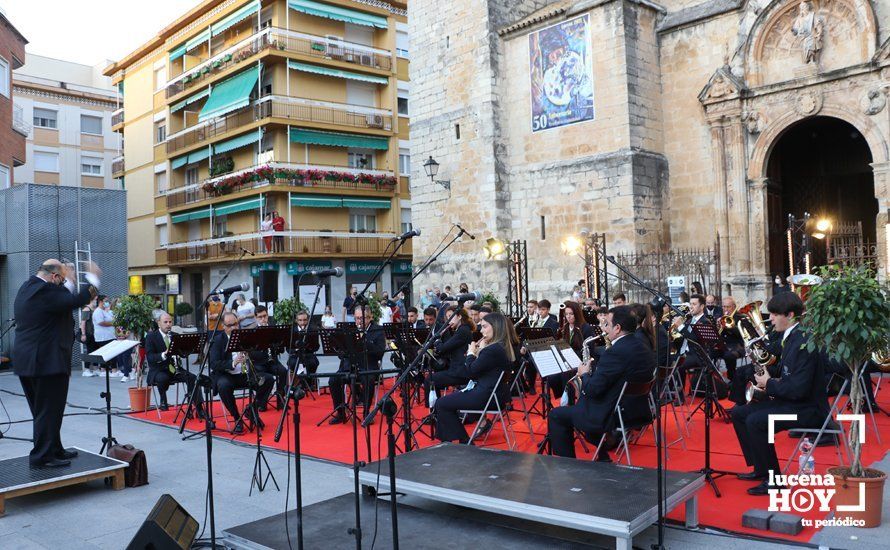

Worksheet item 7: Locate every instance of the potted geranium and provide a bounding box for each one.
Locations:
[804,265,890,527]
[113,294,160,412]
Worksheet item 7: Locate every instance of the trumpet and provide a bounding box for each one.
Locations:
[719,304,737,334]
[513,313,528,329]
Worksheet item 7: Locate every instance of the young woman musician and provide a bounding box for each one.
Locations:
[428,306,475,390]
[547,301,596,397]
[434,312,516,443]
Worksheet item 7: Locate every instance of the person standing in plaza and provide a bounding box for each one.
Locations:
[92,294,120,377]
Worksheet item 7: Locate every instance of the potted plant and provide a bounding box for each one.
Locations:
[272,297,308,325]
[478,291,501,312]
[174,301,194,326]
[804,265,890,527]
[113,294,160,412]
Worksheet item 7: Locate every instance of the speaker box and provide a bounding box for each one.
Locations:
[259,270,278,302]
[126,494,198,550]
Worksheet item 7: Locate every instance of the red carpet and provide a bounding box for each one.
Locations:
[131,378,890,543]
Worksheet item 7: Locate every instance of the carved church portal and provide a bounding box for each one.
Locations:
[765,116,877,276]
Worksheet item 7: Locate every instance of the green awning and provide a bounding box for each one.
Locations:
[171,87,210,113]
[291,195,343,208]
[185,29,211,52]
[342,198,390,209]
[289,129,389,150]
[212,1,259,36]
[171,155,189,170]
[198,66,259,122]
[287,60,387,85]
[214,131,260,154]
[171,207,212,223]
[214,196,264,216]
[188,148,211,164]
[169,44,187,62]
[289,0,387,28]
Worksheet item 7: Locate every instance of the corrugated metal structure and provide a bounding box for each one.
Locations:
[0,184,127,368]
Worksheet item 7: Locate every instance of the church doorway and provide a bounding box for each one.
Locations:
[765,116,878,277]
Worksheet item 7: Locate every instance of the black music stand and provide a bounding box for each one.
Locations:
[316,328,364,426]
[169,332,206,424]
[288,328,321,398]
[85,339,139,453]
[687,323,730,422]
[518,328,559,415]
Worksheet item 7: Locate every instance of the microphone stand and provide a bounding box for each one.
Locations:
[177,249,249,550]
[601,254,687,550]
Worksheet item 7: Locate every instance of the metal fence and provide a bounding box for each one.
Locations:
[609,243,722,304]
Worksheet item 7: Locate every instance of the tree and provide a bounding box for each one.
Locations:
[272,297,308,326]
[113,294,160,388]
[174,302,194,326]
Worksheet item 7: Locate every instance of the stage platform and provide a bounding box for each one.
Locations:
[0,447,127,515]
[357,443,704,550]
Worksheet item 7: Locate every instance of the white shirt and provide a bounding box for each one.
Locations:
[782,323,799,344]
[261,220,273,232]
[92,308,117,342]
[611,333,627,346]
[237,301,256,328]
[321,314,337,328]
[380,304,393,324]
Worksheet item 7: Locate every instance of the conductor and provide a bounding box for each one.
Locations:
[13,259,99,468]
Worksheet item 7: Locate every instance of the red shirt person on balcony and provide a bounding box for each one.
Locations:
[272,211,286,252]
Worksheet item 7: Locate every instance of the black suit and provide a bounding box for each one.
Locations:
[731,326,827,476]
[209,332,273,422]
[410,320,425,330]
[13,276,93,466]
[430,324,473,389]
[287,326,320,390]
[329,323,386,416]
[145,329,202,408]
[249,344,289,403]
[548,333,655,458]
[435,343,511,442]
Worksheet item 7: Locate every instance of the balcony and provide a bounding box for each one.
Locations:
[112,157,125,177]
[166,27,392,99]
[111,109,124,128]
[166,230,411,265]
[12,104,31,137]
[165,96,393,155]
[166,162,396,209]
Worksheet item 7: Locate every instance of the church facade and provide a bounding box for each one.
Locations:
[408,0,890,303]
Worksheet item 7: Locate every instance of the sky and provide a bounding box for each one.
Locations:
[3,0,204,67]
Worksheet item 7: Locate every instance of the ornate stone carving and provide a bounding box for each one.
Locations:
[861,88,887,115]
[791,1,824,65]
[795,90,823,115]
[699,68,745,105]
[708,75,733,98]
[743,111,766,134]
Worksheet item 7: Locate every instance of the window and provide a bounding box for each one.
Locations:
[157,224,169,247]
[81,156,103,176]
[397,96,408,116]
[349,210,377,233]
[213,215,228,238]
[185,167,199,186]
[33,108,58,129]
[400,208,412,235]
[154,66,167,91]
[155,122,167,144]
[348,151,374,170]
[0,163,8,189]
[34,151,59,172]
[0,57,8,97]
[399,150,410,176]
[155,171,168,194]
[396,31,409,58]
[81,114,102,135]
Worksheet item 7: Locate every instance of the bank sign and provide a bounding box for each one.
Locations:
[287,261,332,276]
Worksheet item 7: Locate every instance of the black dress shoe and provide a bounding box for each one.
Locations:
[737,470,767,481]
[257,404,268,413]
[159,402,170,411]
[747,481,784,496]
[56,448,79,460]
[329,414,346,425]
[32,458,71,468]
[232,421,245,435]
[594,452,613,463]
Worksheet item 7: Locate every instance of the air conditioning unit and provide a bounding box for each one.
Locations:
[366,114,384,128]
[359,54,373,66]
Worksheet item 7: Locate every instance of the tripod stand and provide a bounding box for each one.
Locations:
[85,339,138,453]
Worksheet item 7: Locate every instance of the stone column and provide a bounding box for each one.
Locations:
[748,177,771,281]
[871,161,890,281]
[708,119,730,284]
[726,116,750,276]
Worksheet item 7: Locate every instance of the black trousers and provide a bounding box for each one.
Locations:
[435,386,500,443]
[330,368,376,415]
[153,369,202,407]
[544,371,574,398]
[720,342,745,379]
[731,400,817,476]
[20,374,69,465]
[255,360,289,398]
[213,371,273,420]
[547,404,607,459]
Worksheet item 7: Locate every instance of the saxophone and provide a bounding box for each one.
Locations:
[562,335,602,405]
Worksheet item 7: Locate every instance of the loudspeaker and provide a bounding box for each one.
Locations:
[259,270,278,302]
[126,494,198,550]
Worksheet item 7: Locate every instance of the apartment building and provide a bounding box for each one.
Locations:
[104,0,411,321]
[0,10,27,187]
[13,54,121,189]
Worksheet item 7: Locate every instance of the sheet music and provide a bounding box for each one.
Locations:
[558,346,582,370]
[88,339,140,363]
[531,349,564,377]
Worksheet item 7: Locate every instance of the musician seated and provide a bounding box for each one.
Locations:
[547,306,655,461]
[547,301,595,398]
[676,294,713,387]
[406,307,425,329]
[145,312,204,417]
[422,307,437,329]
[705,294,723,320]
[435,312,515,443]
[328,306,385,424]
[287,309,320,391]
[209,312,274,434]
[731,292,828,495]
[249,305,290,410]
[718,297,747,404]
[428,306,474,391]
[522,299,559,393]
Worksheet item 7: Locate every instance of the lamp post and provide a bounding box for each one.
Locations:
[423,156,450,190]
[483,237,527,318]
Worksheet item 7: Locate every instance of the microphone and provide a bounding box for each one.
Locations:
[446,290,483,303]
[309,267,343,278]
[212,282,250,295]
[395,228,421,240]
[455,224,476,240]
[240,247,255,256]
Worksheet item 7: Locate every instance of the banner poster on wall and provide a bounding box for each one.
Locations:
[528,14,594,132]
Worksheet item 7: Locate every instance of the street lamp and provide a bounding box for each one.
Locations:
[423,156,450,190]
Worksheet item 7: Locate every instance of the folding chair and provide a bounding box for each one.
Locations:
[783,377,851,473]
[612,378,656,465]
[506,359,538,441]
[459,371,517,450]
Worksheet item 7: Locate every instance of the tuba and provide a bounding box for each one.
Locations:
[788,273,824,302]
[737,301,776,403]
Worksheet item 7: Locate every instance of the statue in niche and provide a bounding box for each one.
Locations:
[791,0,824,64]
[708,75,733,98]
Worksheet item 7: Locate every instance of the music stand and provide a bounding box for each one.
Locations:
[688,323,730,421]
[288,328,320,397]
[169,332,206,424]
[85,339,140,453]
[382,322,406,341]
[316,328,364,426]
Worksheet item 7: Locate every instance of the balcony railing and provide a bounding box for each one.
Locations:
[165,96,393,155]
[112,157,125,176]
[166,27,392,98]
[166,230,409,264]
[111,109,124,127]
[12,104,31,136]
[166,162,397,209]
